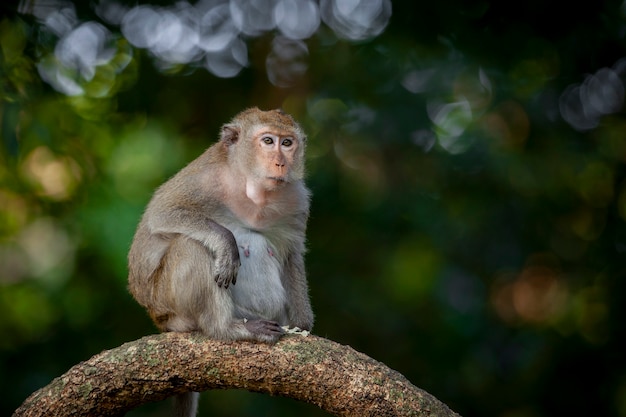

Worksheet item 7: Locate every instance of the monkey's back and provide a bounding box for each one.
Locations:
[127,147,225,310]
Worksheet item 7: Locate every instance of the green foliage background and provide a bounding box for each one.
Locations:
[2,1,626,416]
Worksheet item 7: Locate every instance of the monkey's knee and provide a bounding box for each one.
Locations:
[155,237,216,328]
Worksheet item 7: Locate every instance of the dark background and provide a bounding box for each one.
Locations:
[2,1,626,416]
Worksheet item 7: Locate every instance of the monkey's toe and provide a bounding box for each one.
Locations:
[244,319,285,337]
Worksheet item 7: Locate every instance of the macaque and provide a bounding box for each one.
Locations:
[127,108,313,416]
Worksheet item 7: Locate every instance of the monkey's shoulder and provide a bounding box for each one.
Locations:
[148,161,223,206]
[271,181,310,213]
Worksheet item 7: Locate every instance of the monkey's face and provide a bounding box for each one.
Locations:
[251,127,303,189]
[222,108,306,189]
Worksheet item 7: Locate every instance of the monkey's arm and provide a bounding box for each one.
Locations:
[148,205,241,288]
[282,249,314,330]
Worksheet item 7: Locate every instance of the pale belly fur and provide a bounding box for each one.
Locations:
[228,225,287,323]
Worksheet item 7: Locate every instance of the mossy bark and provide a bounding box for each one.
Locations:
[13,333,460,417]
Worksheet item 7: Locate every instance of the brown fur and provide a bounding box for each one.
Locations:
[128,108,313,417]
[128,107,313,339]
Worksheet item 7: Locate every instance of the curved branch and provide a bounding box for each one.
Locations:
[13,333,460,417]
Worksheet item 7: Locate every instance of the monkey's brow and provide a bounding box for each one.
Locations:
[257,130,295,138]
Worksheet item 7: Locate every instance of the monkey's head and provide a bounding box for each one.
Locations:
[221,107,306,189]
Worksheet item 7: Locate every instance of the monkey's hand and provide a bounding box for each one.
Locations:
[213,244,240,288]
[208,224,241,288]
[244,319,285,342]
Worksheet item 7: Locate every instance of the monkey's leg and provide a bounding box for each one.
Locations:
[164,236,283,342]
[198,273,284,343]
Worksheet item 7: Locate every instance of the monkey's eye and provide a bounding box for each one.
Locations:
[262,136,274,145]
[281,138,293,147]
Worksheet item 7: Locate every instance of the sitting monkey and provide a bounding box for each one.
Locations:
[128,108,313,417]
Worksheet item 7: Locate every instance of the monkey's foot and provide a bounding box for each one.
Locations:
[244,319,285,339]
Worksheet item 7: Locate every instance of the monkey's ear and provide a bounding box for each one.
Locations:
[220,125,239,146]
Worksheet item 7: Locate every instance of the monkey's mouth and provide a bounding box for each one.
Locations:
[268,176,286,183]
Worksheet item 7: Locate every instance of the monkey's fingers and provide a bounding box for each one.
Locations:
[214,275,227,288]
[213,259,240,288]
[214,273,235,288]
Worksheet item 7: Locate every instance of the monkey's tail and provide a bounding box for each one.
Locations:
[174,392,199,417]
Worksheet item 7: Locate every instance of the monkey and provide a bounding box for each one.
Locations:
[127,108,313,417]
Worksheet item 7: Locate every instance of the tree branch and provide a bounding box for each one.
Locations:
[13,333,460,417]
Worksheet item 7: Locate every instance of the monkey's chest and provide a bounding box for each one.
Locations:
[229,227,287,322]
